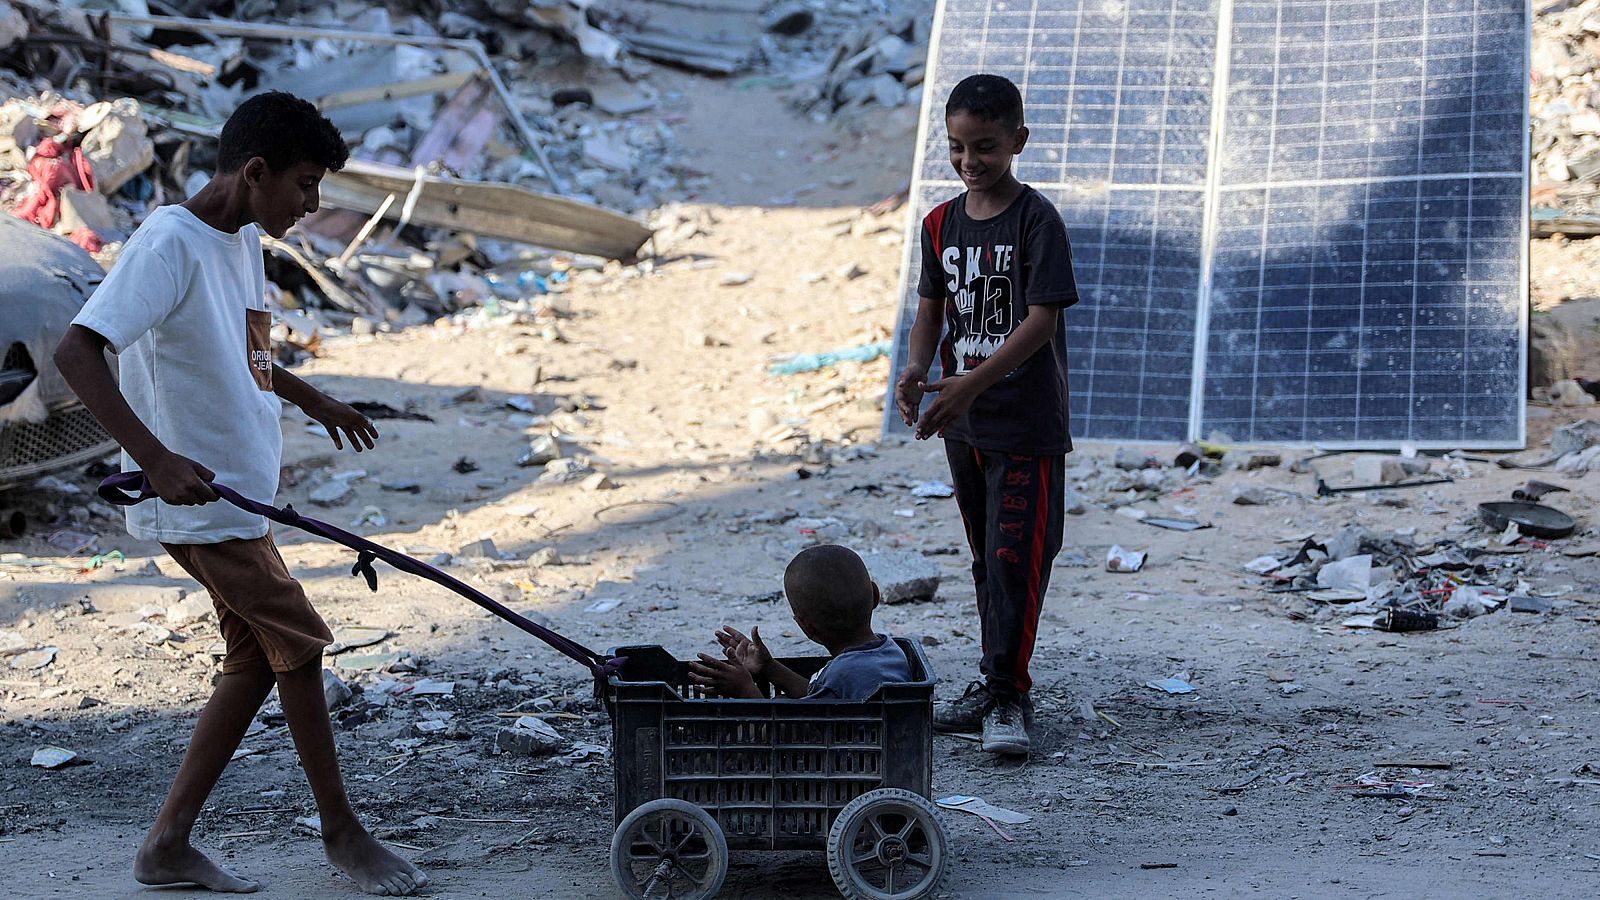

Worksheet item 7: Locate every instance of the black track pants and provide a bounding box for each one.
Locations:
[943,438,1065,698]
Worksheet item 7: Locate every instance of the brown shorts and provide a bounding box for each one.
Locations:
[162,535,332,674]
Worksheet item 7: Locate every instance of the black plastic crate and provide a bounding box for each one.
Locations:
[602,638,936,852]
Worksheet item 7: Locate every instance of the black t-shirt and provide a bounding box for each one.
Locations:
[917,186,1079,455]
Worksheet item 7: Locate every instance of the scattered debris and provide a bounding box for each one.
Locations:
[8,645,58,670]
[935,795,1032,825]
[327,627,391,655]
[495,715,566,756]
[768,341,891,376]
[30,746,81,769]
[1106,545,1147,573]
[1145,675,1195,695]
[1478,501,1577,539]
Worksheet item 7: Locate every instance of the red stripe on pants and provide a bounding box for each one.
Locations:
[1013,456,1049,693]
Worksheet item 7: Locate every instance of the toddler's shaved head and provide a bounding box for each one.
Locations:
[784,545,874,640]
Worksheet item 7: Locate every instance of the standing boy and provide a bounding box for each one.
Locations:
[54,92,427,896]
[895,74,1079,756]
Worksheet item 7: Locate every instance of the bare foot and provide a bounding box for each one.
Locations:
[134,836,260,893]
[324,826,428,896]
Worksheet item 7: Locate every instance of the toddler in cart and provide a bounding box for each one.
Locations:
[688,544,913,700]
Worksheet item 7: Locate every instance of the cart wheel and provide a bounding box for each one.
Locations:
[610,798,729,900]
[826,788,949,900]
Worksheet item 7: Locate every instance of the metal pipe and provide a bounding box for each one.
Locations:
[102,13,568,194]
[0,508,25,539]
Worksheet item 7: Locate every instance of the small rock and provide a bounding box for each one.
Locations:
[1545,379,1594,407]
[718,271,753,287]
[1351,456,1406,485]
[540,458,594,484]
[350,317,377,336]
[527,547,563,568]
[9,646,58,670]
[1551,419,1600,457]
[457,538,499,559]
[858,551,942,604]
[309,480,354,506]
[165,591,213,626]
[582,472,616,492]
[495,716,565,756]
[835,261,867,281]
[1113,447,1155,470]
[321,669,352,711]
[30,746,79,769]
[1230,486,1272,506]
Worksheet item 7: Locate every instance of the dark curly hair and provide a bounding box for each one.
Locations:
[946,73,1024,131]
[217,90,349,174]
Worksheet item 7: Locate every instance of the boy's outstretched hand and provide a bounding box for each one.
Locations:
[687,653,761,699]
[305,395,379,452]
[715,625,772,679]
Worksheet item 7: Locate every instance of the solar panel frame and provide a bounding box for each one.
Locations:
[884,0,1529,448]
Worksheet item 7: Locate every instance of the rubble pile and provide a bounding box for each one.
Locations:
[1533,0,1600,232]
[0,2,677,326]
[784,1,934,118]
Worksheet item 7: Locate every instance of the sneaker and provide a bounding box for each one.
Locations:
[981,695,1030,755]
[934,681,992,733]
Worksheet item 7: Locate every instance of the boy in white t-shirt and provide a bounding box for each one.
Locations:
[54,92,426,897]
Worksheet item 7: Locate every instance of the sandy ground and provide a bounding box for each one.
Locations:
[4,75,1600,900]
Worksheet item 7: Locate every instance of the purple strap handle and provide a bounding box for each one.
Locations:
[99,472,623,677]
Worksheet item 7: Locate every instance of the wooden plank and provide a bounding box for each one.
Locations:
[315,70,478,112]
[319,160,653,260]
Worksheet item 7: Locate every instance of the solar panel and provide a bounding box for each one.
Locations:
[886,0,1528,447]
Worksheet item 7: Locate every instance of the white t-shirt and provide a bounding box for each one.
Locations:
[72,205,281,544]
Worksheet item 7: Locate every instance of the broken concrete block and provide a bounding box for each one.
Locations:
[55,188,119,239]
[165,591,214,626]
[457,538,499,559]
[859,551,942,604]
[1351,456,1406,485]
[1552,419,1600,457]
[540,458,594,484]
[79,100,155,195]
[322,669,352,711]
[582,134,631,171]
[495,715,564,755]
